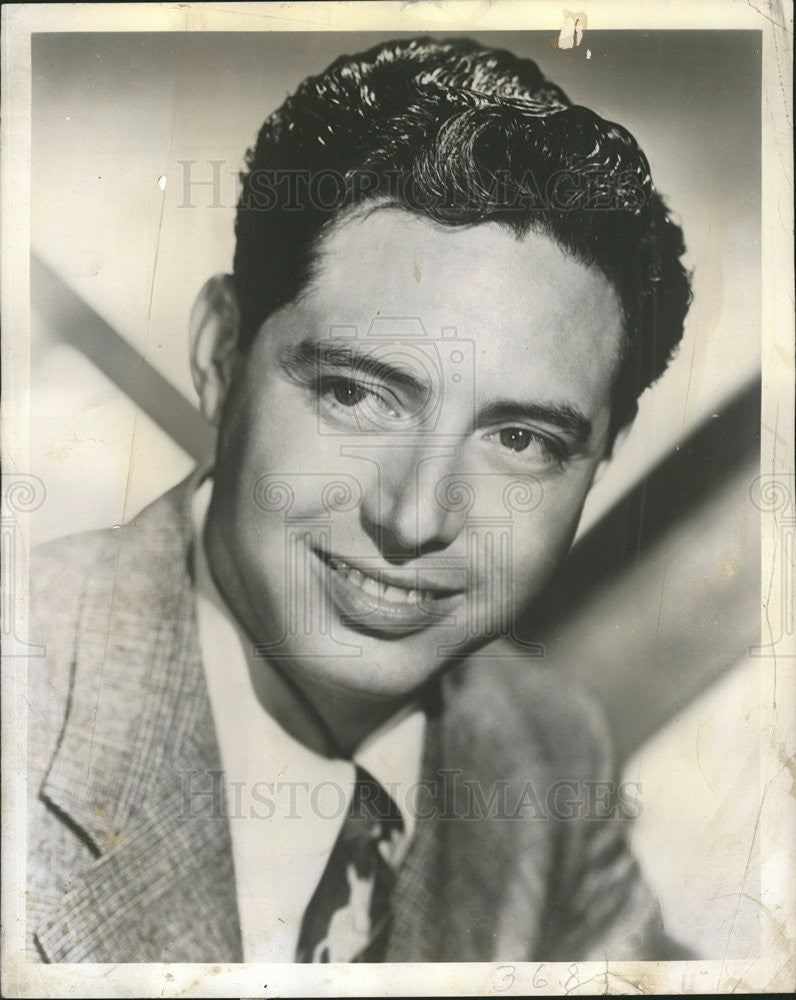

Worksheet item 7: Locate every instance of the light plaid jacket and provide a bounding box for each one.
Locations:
[27,472,681,963]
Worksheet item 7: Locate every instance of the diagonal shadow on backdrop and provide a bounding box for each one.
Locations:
[520,382,760,761]
[31,252,216,464]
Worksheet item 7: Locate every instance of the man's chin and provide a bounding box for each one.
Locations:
[266,637,458,702]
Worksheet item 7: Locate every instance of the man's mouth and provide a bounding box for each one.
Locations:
[313,548,466,635]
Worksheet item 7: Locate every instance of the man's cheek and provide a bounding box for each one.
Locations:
[506,520,571,588]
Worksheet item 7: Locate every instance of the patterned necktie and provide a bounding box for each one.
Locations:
[296,765,405,963]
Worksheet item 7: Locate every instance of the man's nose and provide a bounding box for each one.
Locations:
[359,446,465,561]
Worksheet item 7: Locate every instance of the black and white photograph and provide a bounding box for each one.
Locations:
[2,2,793,997]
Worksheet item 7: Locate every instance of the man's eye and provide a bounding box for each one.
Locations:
[484,426,567,468]
[499,428,533,452]
[331,379,370,407]
[319,377,400,423]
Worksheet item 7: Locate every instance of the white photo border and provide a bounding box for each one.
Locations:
[2,2,793,997]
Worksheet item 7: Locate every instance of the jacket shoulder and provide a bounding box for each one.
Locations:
[30,476,195,670]
[29,484,189,774]
[29,528,123,739]
[33,526,122,617]
[446,648,617,785]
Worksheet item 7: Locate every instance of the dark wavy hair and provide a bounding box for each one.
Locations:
[233,36,691,440]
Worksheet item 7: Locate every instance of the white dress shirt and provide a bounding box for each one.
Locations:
[191,480,426,962]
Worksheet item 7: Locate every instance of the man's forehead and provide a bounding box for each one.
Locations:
[310,207,619,320]
[282,207,625,405]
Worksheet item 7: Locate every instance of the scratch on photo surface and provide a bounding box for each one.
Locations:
[763,956,795,991]
[744,0,790,32]
[120,32,190,529]
[716,777,767,990]
[696,714,719,798]
[199,4,339,27]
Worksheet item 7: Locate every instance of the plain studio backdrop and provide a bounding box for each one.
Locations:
[30,30,761,958]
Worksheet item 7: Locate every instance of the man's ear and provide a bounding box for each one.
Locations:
[592,423,632,486]
[189,274,242,425]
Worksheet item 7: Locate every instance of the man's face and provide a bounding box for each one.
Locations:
[205,209,623,721]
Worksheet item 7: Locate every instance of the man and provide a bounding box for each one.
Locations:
[27,36,691,963]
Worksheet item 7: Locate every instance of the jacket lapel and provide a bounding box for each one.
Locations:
[36,473,242,962]
[384,657,554,962]
[434,659,554,962]
[382,706,446,962]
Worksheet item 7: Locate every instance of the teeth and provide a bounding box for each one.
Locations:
[382,584,409,605]
[322,552,451,606]
[360,574,383,599]
[324,558,424,604]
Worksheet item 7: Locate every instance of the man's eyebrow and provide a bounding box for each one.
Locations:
[280,342,593,442]
[278,340,431,396]
[479,400,593,445]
